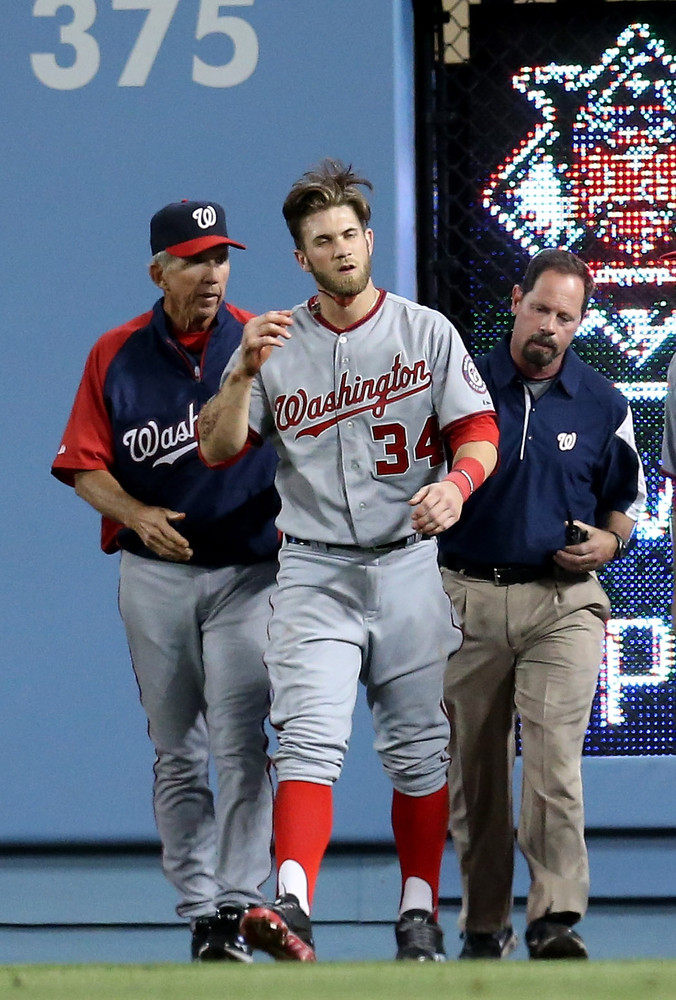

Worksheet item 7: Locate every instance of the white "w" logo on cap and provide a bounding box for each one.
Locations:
[192,205,217,229]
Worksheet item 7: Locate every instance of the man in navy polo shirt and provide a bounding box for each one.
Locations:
[52,201,280,962]
[438,249,645,961]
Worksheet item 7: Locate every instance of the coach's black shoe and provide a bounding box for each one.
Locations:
[395,909,446,961]
[241,893,316,962]
[191,905,253,963]
[459,926,518,959]
[526,916,588,960]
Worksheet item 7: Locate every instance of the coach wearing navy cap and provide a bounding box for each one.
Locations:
[150,199,247,256]
[52,199,280,962]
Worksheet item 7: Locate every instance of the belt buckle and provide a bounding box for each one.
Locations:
[493,567,507,586]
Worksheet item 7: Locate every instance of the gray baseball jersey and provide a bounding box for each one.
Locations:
[662,350,676,477]
[227,290,494,544]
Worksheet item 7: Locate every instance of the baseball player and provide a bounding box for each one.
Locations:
[199,160,500,962]
[51,200,280,962]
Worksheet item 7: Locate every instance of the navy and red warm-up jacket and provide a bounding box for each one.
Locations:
[52,298,280,568]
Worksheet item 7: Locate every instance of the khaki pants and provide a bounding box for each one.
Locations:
[441,568,610,932]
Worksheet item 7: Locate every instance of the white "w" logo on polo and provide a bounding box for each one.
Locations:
[192,205,217,229]
[557,432,577,451]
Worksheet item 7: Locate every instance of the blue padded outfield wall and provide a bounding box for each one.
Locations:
[1,1,673,844]
[1,0,416,842]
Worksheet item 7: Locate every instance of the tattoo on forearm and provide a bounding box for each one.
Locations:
[199,397,219,440]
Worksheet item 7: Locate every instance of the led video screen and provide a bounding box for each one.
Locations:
[465,1,676,754]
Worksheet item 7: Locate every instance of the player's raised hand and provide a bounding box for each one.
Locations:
[199,315,291,462]
[239,310,294,375]
[408,480,464,534]
[128,507,193,562]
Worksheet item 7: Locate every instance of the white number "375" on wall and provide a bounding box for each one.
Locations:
[31,0,258,90]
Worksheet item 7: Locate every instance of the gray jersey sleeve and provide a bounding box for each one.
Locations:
[662,351,676,478]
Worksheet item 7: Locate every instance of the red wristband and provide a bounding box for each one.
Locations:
[444,456,487,502]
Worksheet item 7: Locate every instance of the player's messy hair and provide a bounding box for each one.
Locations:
[282,159,373,249]
[519,248,595,315]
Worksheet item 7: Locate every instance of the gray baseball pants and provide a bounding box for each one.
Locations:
[118,551,276,919]
[268,538,458,793]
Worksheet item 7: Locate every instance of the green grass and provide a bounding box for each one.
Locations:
[3,960,676,1000]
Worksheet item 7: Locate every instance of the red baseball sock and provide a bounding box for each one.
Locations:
[391,785,449,918]
[274,780,333,909]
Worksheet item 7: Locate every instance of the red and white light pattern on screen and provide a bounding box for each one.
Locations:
[484,23,676,367]
[482,22,676,735]
[484,23,676,277]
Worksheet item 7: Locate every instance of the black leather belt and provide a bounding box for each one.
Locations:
[439,553,555,586]
[285,533,426,554]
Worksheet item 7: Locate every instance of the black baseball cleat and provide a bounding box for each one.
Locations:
[526,917,588,959]
[395,909,446,961]
[191,905,253,963]
[241,893,316,962]
[459,926,518,959]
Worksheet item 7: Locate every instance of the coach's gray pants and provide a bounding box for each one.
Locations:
[441,568,609,931]
[119,552,276,919]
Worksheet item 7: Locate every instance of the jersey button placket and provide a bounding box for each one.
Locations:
[343,337,355,475]
[336,336,358,530]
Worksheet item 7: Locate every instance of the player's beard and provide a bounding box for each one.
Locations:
[309,256,372,299]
